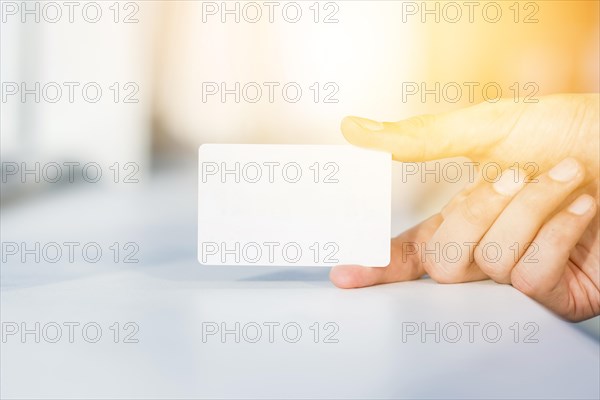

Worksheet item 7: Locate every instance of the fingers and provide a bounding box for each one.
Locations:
[332,157,593,299]
[440,175,485,219]
[424,169,526,283]
[475,158,586,283]
[330,214,443,289]
[340,100,517,161]
[511,194,598,321]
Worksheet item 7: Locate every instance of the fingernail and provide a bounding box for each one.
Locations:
[493,169,526,196]
[549,158,580,182]
[350,117,385,131]
[568,195,595,215]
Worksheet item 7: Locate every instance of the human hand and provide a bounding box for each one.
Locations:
[332,94,599,321]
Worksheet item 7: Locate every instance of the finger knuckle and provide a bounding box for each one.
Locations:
[406,114,437,130]
[474,245,514,280]
[519,192,545,214]
[422,257,465,284]
[458,195,488,225]
[510,267,539,297]
[537,226,566,248]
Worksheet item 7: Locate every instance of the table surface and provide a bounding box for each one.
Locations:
[2,167,599,399]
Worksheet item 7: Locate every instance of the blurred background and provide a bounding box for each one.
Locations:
[2,0,598,213]
[1,0,599,323]
[2,2,599,289]
[1,1,599,398]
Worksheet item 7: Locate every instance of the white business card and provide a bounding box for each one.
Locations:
[197,144,391,267]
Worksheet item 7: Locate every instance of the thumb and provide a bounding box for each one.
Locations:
[341,100,515,161]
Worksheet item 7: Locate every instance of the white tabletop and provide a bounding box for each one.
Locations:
[2,167,599,399]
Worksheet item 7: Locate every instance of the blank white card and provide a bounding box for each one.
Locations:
[198,144,391,267]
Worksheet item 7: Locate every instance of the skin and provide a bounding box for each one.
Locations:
[331,94,600,322]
